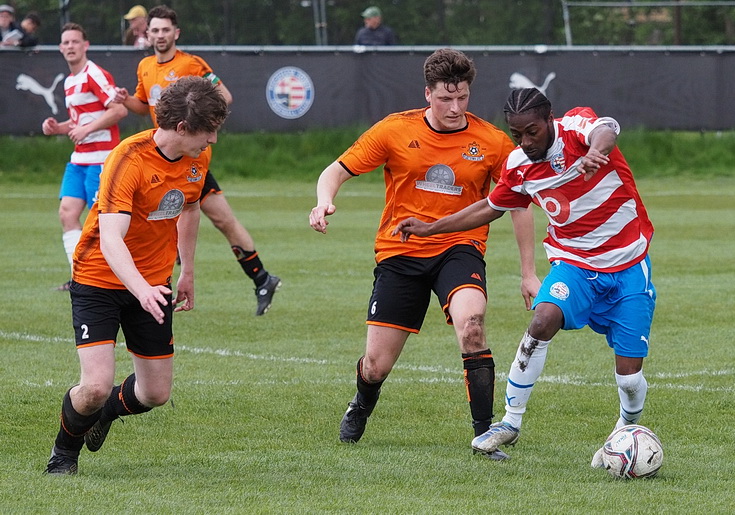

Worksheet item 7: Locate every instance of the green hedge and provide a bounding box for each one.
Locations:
[1,128,733,185]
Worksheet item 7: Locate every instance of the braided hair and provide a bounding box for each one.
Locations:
[503,88,552,120]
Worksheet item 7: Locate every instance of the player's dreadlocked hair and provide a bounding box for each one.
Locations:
[424,48,476,91]
[504,88,552,120]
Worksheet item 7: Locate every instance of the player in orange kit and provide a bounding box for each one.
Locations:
[114,4,281,316]
[309,48,538,458]
[45,76,229,475]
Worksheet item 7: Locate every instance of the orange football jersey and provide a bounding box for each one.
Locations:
[73,129,210,289]
[134,50,221,126]
[338,108,515,262]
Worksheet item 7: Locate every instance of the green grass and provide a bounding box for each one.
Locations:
[1,173,734,513]
[2,128,734,183]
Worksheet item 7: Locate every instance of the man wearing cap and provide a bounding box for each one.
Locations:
[0,4,24,47]
[354,6,396,46]
[123,4,150,49]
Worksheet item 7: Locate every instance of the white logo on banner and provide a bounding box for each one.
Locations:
[16,73,65,114]
[508,72,556,96]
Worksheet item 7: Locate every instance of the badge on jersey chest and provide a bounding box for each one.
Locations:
[186,163,203,183]
[550,152,566,175]
[148,189,185,220]
[462,141,485,162]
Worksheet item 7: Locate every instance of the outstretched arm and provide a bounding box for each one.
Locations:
[392,198,504,242]
[309,161,353,234]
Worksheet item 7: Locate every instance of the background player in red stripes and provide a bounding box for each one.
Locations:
[41,23,127,291]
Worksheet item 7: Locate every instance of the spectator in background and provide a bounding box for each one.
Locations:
[123,4,151,49]
[19,11,41,47]
[354,6,396,46]
[0,4,24,47]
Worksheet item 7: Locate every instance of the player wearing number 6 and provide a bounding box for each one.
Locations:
[394,88,656,464]
[310,49,537,459]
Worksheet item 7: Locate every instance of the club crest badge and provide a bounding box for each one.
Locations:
[187,164,203,183]
[550,152,565,174]
[549,281,570,300]
[462,141,484,162]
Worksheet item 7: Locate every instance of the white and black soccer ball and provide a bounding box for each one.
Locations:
[602,424,663,479]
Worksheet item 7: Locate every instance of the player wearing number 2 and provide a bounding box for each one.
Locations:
[394,88,656,464]
[44,76,229,475]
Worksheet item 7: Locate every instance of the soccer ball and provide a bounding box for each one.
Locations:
[601,424,663,479]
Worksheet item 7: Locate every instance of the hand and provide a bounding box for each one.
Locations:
[520,274,541,311]
[173,291,194,312]
[41,117,58,135]
[113,86,130,104]
[577,148,609,181]
[174,274,194,312]
[68,124,92,144]
[136,284,172,324]
[309,203,336,234]
[391,217,433,242]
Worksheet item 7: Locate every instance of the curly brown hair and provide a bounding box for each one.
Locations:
[423,48,476,91]
[155,76,229,134]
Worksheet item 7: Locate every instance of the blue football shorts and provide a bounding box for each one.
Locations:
[532,255,656,358]
[59,163,102,208]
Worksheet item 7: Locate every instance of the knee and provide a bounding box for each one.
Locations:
[76,383,113,411]
[58,206,78,227]
[528,304,563,341]
[137,388,171,408]
[459,314,486,352]
[361,355,390,383]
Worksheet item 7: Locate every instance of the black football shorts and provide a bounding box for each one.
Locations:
[366,244,487,333]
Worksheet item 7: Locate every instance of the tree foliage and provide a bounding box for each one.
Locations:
[11,0,735,47]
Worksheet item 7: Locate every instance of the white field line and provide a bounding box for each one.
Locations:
[5,330,734,392]
[0,190,381,200]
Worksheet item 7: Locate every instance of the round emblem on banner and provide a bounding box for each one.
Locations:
[266,67,314,119]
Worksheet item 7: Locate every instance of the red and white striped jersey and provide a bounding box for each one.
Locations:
[488,107,654,272]
[64,60,120,165]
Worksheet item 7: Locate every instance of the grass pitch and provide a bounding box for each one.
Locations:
[0,177,733,513]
